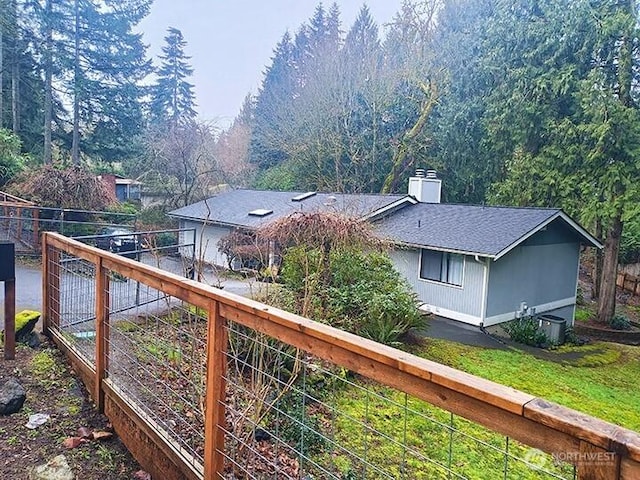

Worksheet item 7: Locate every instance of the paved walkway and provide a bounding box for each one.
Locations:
[423,316,509,349]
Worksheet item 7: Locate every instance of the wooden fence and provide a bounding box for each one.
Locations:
[42,232,640,479]
[617,272,640,297]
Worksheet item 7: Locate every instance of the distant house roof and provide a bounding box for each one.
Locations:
[168,189,410,229]
[374,203,602,259]
[168,189,602,257]
[114,177,142,186]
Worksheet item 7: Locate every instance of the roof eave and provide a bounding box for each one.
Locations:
[361,196,418,221]
[167,214,254,231]
[390,240,495,259]
[493,211,603,261]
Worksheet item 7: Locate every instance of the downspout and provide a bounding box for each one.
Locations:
[479,257,490,328]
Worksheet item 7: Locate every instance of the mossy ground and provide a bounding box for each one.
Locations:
[413,339,640,431]
[305,338,639,479]
[0,342,141,479]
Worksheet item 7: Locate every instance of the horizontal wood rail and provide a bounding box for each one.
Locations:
[42,232,640,479]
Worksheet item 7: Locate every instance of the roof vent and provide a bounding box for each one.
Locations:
[415,168,426,178]
[248,209,273,217]
[292,191,317,202]
[426,169,437,179]
[324,195,337,206]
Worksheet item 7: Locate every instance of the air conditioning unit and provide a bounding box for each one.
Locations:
[538,315,566,345]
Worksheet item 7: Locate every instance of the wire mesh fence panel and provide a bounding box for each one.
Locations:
[107,292,208,475]
[218,320,577,480]
[55,250,97,364]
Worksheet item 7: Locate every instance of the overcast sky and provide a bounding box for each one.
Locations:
[139,1,403,127]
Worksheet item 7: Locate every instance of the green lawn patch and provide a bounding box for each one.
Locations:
[414,340,640,431]
[308,340,638,479]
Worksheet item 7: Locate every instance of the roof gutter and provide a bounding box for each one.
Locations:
[391,240,495,260]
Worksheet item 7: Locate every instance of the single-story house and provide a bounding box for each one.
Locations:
[168,170,601,327]
[99,174,142,202]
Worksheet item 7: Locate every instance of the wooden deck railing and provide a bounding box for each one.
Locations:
[42,232,640,479]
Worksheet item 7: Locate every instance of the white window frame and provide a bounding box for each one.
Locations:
[419,249,464,287]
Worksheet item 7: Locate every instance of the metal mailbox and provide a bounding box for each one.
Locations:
[0,242,15,281]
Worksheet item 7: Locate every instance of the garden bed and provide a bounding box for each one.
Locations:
[573,321,640,345]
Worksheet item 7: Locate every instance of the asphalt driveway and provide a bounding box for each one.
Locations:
[0,255,257,330]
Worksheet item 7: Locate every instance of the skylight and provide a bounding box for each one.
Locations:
[248,209,273,217]
[291,192,317,202]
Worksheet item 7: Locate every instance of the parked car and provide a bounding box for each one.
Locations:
[95,227,139,258]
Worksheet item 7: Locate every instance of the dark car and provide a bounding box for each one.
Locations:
[95,227,139,258]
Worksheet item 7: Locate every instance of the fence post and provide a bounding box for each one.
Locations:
[203,300,228,479]
[576,441,620,480]
[94,257,110,412]
[33,208,40,251]
[16,207,22,243]
[3,279,15,360]
[42,235,60,334]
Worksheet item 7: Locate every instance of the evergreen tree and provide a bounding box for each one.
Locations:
[150,27,197,128]
[66,0,152,164]
[249,31,297,170]
[427,0,496,203]
[484,0,640,324]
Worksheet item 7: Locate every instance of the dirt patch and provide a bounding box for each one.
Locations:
[0,340,142,479]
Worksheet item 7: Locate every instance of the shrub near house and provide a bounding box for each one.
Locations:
[280,247,424,345]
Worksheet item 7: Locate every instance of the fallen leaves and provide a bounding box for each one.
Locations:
[63,437,86,449]
[62,427,114,448]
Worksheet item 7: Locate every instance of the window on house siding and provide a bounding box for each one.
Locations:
[419,250,463,286]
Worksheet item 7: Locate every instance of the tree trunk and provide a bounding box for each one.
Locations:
[593,219,603,299]
[0,14,4,130]
[43,0,53,164]
[10,0,18,134]
[71,0,81,165]
[381,81,437,194]
[597,215,623,324]
[11,55,18,133]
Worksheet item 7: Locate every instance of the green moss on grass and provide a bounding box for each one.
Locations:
[415,339,640,431]
[30,350,57,378]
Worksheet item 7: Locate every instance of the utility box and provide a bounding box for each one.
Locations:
[539,314,566,345]
[0,242,15,281]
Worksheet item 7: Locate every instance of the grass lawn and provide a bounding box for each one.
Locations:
[314,339,639,479]
[412,339,640,432]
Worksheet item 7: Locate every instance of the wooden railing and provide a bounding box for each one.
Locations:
[42,232,640,479]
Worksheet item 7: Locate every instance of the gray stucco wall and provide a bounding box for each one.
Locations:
[485,240,579,324]
[389,248,486,323]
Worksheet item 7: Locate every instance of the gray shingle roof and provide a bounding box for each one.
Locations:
[374,203,569,257]
[169,189,600,257]
[168,189,407,228]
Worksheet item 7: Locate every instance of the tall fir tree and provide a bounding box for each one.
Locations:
[249,31,297,170]
[150,27,197,129]
[66,0,152,164]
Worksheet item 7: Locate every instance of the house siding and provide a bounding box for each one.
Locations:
[181,220,232,266]
[485,241,580,326]
[390,248,485,324]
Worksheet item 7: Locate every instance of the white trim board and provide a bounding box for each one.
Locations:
[482,297,576,327]
[419,304,483,326]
